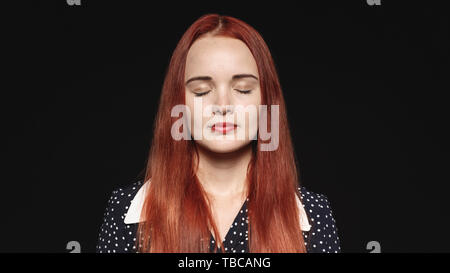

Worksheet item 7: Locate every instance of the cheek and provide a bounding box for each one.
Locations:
[183,95,195,134]
[248,94,262,139]
[254,90,262,106]
[184,96,211,138]
[241,89,262,110]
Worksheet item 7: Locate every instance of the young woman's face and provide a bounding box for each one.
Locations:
[184,36,261,153]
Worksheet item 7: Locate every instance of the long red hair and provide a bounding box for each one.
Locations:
[136,14,308,253]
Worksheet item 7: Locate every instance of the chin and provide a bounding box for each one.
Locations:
[198,140,251,154]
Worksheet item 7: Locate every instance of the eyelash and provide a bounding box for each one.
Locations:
[236,89,252,94]
[194,89,252,97]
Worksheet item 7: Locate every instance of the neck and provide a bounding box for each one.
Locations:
[195,144,253,200]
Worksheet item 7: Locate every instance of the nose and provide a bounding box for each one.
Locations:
[213,105,233,115]
[212,86,234,116]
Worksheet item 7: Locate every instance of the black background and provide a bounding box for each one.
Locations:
[2,0,449,252]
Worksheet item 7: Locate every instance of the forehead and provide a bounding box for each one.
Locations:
[185,36,259,79]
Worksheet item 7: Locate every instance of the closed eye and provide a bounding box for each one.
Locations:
[235,89,252,94]
[194,90,211,97]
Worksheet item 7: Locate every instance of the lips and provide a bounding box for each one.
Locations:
[211,122,237,134]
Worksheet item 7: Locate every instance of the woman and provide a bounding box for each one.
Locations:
[96,14,341,253]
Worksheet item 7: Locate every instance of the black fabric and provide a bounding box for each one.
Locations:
[209,197,249,253]
[96,180,341,253]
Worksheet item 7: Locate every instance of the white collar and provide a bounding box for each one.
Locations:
[124,180,311,232]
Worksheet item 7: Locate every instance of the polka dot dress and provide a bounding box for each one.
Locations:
[209,197,250,253]
[96,180,341,253]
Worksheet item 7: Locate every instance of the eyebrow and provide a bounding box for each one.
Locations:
[185,74,259,85]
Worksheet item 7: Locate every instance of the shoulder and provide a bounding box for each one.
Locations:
[96,180,144,253]
[102,180,144,220]
[297,186,341,253]
[109,180,144,207]
[297,186,333,214]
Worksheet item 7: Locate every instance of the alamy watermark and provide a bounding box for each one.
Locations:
[366,0,381,6]
[170,97,279,151]
[66,0,81,6]
[66,240,81,253]
[366,241,381,253]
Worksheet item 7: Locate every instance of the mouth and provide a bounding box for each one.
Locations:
[211,122,238,134]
